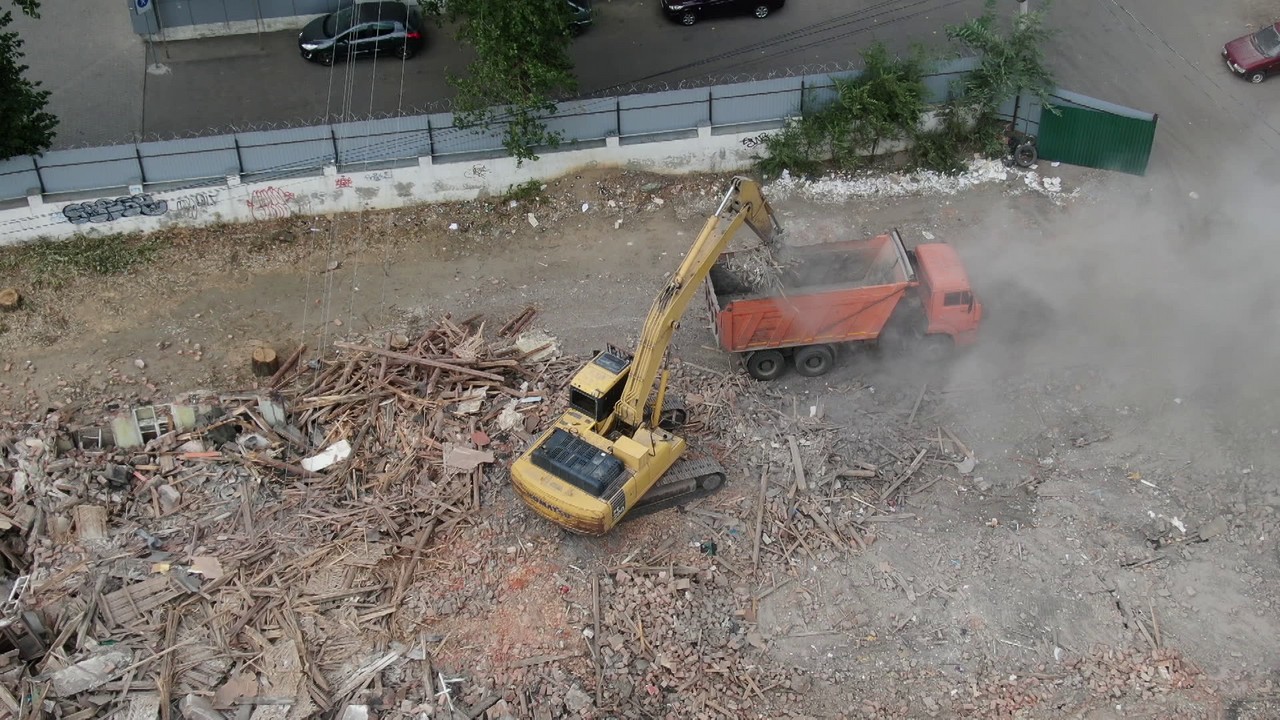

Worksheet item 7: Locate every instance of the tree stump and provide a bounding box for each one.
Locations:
[251,346,280,377]
[0,288,21,312]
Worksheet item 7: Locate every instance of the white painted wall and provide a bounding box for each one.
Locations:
[1,125,774,246]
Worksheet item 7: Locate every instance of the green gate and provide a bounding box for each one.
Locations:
[1036,104,1157,176]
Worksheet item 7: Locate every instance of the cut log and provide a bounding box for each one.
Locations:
[251,346,280,377]
[0,287,21,312]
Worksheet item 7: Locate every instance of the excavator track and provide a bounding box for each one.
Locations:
[621,456,726,523]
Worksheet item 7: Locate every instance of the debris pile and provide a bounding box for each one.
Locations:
[766,159,1012,202]
[592,559,799,717]
[0,309,588,719]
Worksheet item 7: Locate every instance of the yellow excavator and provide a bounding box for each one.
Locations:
[510,176,782,535]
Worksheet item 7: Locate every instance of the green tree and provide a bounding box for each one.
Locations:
[755,42,927,179]
[421,0,579,163]
[0,0,56,160]
[946,0,1055,116]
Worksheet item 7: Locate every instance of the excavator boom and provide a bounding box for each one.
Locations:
[509,176,782,535]
[613,178,780,427]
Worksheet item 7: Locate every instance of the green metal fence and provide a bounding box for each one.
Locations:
[1036,95,1158,176]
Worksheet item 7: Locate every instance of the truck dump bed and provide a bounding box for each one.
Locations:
[705,231,915,353]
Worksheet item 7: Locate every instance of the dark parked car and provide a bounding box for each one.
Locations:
[1223,21,1280,83]
[566,0,594,34]
[660,0,784,26]
[298,2,423,65]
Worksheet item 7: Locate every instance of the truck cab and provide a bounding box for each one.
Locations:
[911,243,982,346]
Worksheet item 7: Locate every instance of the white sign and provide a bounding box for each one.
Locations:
[134,0,152,15]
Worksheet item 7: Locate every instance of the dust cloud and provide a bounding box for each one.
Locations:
[952,161,1280,437]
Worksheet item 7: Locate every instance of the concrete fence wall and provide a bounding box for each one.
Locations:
[0,125,783,245]
[0,60,984,246]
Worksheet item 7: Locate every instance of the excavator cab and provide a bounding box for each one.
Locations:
[566,348,631,425]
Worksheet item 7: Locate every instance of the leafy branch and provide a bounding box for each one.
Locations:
[421,0,580,163]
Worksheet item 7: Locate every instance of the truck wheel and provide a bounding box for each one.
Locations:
[745,350,785,381]
[793,345,835,377]
[919,335,954,363]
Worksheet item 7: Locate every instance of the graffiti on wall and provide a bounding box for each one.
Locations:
[246,186,295,220]
[62,194,168,225]
[172,190,220,220]
[335,176,353,189]
[364,171,393,182]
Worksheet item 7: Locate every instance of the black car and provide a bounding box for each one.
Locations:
[298,2,423,65]
[566,0,594,34]
[660,0,784,26]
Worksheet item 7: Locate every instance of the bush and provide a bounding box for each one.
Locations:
[754,42,927,179]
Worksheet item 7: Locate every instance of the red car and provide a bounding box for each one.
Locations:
[1223,21,1280,84]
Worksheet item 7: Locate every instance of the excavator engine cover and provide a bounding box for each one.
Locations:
[530,428,625,497]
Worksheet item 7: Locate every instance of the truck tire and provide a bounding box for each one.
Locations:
[745,350,785,381]
[793,345,835,377]
[918,334,954,363]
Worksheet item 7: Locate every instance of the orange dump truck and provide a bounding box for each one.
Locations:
[704,229,982,380]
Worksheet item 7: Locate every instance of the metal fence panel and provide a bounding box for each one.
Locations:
[797,72,853,115]
[543,99,617,145]
[427,113,507,158]
[257,0,335,20]
[135,0,359,33]
[994,91,1044,136]
[1049,89,1156,121]
[619,88,709,137]
[221,0,261,23]
[0,156,40,201]
[923,57,979,104]
[236,125,335,178]
[38,146,142,194]
[1037,105,1156,176]
[333,116,432,166]
[711,77,803,127]
[155,1,196,30]
[138,135,240,183]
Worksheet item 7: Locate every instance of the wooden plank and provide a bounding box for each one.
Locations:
[752,466,768,574]
[786,436,807,494]
[101,576,189,627]
[333,342,506,383]
[73,505,108,541]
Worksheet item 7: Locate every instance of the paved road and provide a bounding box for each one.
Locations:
[1046,0,1280,185]
[136,0,985,138]
[13,0,1280,180]
[9,0,145,148]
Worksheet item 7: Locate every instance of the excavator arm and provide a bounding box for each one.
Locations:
[612,176,781,429]
[509,176,781,536]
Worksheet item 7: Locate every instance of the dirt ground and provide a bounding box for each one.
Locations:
[2,164,1279,719]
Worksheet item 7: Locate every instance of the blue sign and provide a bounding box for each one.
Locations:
[134,0,152,14]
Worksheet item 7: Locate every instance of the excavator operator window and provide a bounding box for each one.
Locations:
[569,378,627,423]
